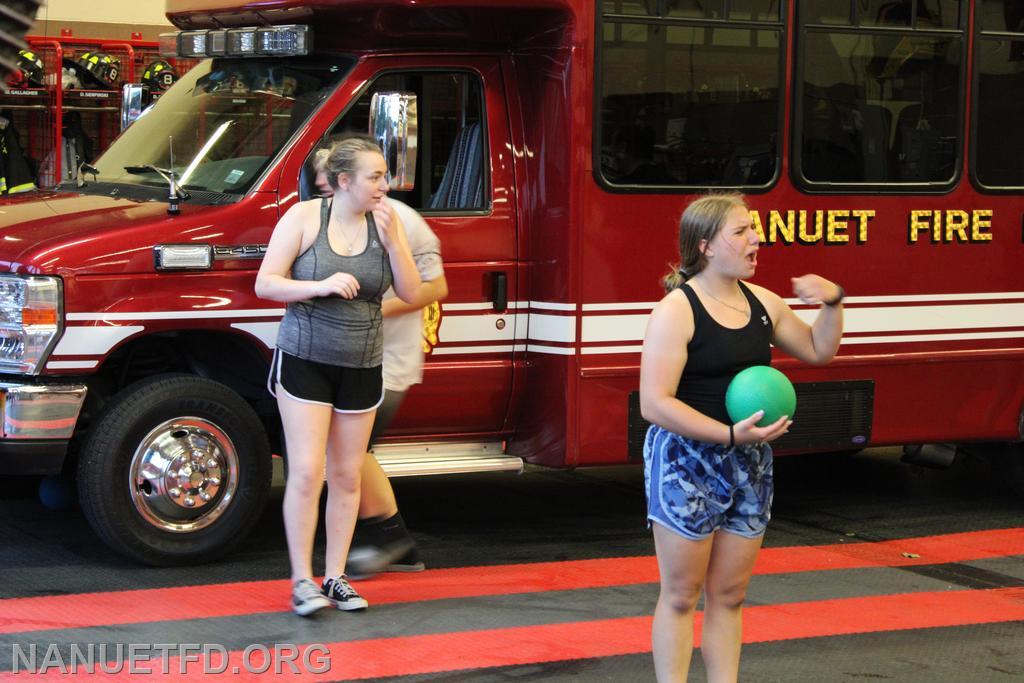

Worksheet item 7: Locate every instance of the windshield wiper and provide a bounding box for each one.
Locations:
[124,164,191,214]
[77,162,100,187]
[124,137,191,215]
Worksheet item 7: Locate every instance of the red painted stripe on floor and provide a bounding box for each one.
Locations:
[753,526,1024,573]
[9,587,1024,680]
[1,527,1021,635]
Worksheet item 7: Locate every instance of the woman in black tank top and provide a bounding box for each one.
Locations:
[256,136,421,615]
[639,194,844,681]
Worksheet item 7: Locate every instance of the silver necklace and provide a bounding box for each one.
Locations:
[333,217,363,255]
[695,279,750,317]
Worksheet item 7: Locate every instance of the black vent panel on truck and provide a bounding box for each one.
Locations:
[627,380,874,460]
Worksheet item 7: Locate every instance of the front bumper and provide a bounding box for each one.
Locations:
[0,382,87,474]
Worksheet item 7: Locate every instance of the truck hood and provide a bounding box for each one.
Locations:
[0,190,252,276]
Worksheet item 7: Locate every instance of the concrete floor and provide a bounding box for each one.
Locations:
[2,447,1023,681]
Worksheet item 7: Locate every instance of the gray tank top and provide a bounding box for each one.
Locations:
[276,198,393,367]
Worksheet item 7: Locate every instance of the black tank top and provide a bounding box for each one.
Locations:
[675,281,773,424]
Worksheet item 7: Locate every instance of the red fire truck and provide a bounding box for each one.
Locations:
[0,0,1020,564]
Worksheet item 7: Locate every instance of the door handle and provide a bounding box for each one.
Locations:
[491,272,508,313]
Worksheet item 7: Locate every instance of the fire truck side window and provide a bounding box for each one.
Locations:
[972,0,1024,188]
[796,0,964,186]
[319,72,486,211]
[598,3,783,189]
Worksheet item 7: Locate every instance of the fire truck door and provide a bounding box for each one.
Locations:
[287,59,518,435]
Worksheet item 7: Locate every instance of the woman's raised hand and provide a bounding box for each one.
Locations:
[372,202,402,251]
[791,274,842,306]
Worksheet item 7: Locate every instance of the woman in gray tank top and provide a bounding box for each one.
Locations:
[255,136,420,615]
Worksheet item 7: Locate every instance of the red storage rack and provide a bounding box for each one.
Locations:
[0,35,198,191]
[1,39,59,189]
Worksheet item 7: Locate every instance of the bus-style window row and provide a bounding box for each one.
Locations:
[598,0,1024,190]
[976,0,1024,188]
[603,0,781,22]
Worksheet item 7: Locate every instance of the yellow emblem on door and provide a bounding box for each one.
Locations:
[422,301,442,354]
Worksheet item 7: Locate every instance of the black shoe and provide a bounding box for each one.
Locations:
[387,545,426,574]
[346,536,419,580]
[321,575,368,611]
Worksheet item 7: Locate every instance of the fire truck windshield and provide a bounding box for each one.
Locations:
[89,56,353,201]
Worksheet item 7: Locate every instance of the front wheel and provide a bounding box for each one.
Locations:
[77,374,272,566]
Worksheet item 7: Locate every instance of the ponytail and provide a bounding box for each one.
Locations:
[661,265,686,293]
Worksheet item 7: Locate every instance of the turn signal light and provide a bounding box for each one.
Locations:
[21,307,57,326]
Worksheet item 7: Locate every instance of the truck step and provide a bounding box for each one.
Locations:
[371,441,523,477]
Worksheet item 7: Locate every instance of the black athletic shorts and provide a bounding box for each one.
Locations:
[268,348,384,413]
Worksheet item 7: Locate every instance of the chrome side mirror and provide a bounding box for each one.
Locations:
[120,84,149,130]
[369,92,418,191]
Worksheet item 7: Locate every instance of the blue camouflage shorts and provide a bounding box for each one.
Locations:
[644,424,774,541]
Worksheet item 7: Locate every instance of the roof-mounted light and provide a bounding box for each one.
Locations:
[226,28,258,56]
[177,30,209,58]
[207,30,227,56]
[158,32,178,57]
[257,26,311,55]
[159,25,312,59]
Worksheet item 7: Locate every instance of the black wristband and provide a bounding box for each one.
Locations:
[824,285,845,307]
[728,423,735,448]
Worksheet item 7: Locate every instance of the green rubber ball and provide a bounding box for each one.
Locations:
[725,365,796,427]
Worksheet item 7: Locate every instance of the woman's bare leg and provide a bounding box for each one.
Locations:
[651,522,714,683]
[323,409,376,576]
[278,393,333,582]
[700,531,763,683]
[357,455,399,518]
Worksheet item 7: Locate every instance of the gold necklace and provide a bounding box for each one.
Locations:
[695,279,750,318]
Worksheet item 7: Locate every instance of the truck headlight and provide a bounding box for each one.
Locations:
[0,275,62,374]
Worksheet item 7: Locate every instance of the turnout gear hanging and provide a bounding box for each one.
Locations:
[0,113,36,194]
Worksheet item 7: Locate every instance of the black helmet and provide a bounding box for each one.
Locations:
[142,60,178,92]
[14,49,45,87]
[69,51,121,89]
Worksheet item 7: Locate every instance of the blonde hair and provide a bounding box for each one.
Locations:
[313,135,383,190]
[661,193,748,293]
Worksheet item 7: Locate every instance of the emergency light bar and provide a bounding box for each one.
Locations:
[159,25,311,58]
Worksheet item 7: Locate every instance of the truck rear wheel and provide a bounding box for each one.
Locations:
[998,442,1024,498]
[77,374,272,566]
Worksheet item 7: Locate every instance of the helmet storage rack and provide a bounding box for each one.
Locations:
[0,36,197,191]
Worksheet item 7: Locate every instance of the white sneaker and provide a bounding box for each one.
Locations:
[292,578,331,616]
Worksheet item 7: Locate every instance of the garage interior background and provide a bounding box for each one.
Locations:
[31,1,173,42]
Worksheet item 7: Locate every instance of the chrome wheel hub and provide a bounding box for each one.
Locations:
[129,417,239,533]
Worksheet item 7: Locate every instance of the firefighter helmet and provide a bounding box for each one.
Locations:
[13,49,45,87]
[70,51,121,89]
[142,60,178,92]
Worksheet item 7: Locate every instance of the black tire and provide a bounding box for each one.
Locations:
[77,374,272,566]
[997,442,1024,498]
